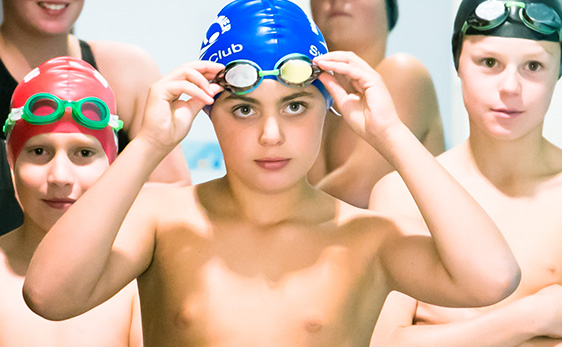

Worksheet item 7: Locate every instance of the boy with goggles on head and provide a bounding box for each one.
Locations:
[23,1,519,346]
[0,56,142,346]
[0,0,192,238]
[370,0,562,345]
[309,0,445,208]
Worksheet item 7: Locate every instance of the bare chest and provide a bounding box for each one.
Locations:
[139,223,386,346]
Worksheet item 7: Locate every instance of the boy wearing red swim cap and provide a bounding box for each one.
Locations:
[0,57,142,346]
[23,1,520,346]
[371,0,562,345]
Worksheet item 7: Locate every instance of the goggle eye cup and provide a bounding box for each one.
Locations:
[75,98,111,130]
[522,3,562,33]
[225,63,260,89]
[24,93,65,124]
[278,59,315,85]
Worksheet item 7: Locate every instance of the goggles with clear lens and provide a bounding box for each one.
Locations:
[212,54,323,95]
[3,92,123,135]
[462,1,562,36]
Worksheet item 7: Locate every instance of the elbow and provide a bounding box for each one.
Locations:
[470,264,522,307]
[22,281,75,321]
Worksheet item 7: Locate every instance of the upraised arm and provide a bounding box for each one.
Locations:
[94,41,192,185]
[314,51,520,308]
[316,54,444,208]
[372,286,562,346]
[23,61,224,320]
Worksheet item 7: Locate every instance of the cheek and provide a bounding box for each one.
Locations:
[74,164,107,190]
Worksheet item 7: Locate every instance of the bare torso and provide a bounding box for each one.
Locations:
[134,179,395,346]
[391,143,562,345]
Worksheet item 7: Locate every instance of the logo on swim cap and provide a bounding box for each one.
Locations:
[200,15,232,59]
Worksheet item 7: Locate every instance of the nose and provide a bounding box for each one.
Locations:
[46,151,75,188]
[498,66,522,96]
[259,116,285,146]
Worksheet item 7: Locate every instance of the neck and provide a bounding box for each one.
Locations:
[214,177,331,227]
[0,21,76,77]
[327,35,387,68]
[466,123,557,182]
[9,218,48,266]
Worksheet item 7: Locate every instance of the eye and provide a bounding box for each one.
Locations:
[482,58,497,68]
[527,61,543,72]
[232,104,256,118]
[78,149,95,158]
[284,101,307,115]
[32,147,45,156]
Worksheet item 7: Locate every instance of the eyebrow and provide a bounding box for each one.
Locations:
[223,94,259,104]
[223,91,316,104]
[281,91,315,103]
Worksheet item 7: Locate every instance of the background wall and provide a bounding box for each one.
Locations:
[69,1,560,182]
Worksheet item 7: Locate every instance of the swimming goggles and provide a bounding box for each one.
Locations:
[3,92,123,135]
[462,1,562,36]
[212,54,323,95]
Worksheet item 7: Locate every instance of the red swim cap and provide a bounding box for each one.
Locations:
[6,56,119,164]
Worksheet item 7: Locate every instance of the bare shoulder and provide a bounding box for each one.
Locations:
[136,182,207,229]
[377,53,433,83]
[334,198,403,240]
[87,40,160,77]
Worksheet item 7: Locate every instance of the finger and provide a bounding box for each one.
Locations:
[315,51,373,71]
[160,61,225,95]
[317,73,351,106]
[152,79,218,105]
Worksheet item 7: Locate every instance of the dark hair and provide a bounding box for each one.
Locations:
[386,0,399,31]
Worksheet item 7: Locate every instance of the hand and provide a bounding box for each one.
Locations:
[139,60,224,155]
[527,284,562,338]
[314,51,402,147]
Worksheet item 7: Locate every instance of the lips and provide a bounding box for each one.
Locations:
[42,198,75,210]
[328,10,349,18]
[254,158,291,170]
[492,108,524,118]
[38,2,69,12]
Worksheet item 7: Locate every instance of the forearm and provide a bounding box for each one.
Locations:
[148,144,191,185]
[375,124,519,305]
[317,142,393,208]
[23,137,164,319]
[383,300,540,347]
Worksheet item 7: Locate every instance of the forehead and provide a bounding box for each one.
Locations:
[23,132,103,148]
[462,35,560,55]
[215,80,323,105]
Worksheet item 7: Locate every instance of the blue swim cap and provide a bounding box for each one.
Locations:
[200,0,332,114]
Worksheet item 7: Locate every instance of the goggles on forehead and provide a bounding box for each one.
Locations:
[462,1,562,37]
[3,92,123,135]
[212,54,324,95]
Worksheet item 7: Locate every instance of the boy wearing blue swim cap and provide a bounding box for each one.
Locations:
[23,1,520,346]
[371,0,562,345]
[309,0,445,208]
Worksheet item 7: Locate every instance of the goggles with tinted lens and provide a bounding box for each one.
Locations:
[462,1,562,36]
[3,92,123,135]
[212,54,323,95]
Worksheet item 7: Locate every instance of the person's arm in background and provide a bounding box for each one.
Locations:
[316,54,444,208]
[370,286,562,347]
[93,41,191,185]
